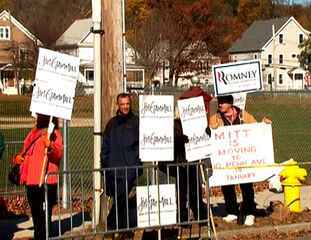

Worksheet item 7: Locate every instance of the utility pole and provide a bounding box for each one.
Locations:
[102,0,124,126]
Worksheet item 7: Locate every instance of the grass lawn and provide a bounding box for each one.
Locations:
[247,94,311,164]
[1,93,311,191]
[0,127,93,190]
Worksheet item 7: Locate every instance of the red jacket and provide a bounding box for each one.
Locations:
[20,128,63,185]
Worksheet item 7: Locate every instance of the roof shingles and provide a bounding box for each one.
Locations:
[228,17,290,53]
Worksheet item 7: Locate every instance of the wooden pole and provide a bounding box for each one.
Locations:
[39,117,53,187]
[102,0,124,127]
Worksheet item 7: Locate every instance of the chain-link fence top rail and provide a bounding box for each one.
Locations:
[1,90,311,195]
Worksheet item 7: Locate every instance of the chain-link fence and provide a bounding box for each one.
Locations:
[1,89,311,208]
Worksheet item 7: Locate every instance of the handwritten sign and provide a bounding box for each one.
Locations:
[177,96,211,161]
[213,59,262,96]
[30,48,80,120]
[137,184,176,227]
[209,123,275,187]
[139,95,174,162]
[233,93,247,110]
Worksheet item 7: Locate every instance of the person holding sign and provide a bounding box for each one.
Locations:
[101,93,141,231]
[159,87,213,223]
[209,95,271,226]
[16,114,63,239]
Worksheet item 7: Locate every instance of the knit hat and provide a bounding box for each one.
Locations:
[217,95,234,104]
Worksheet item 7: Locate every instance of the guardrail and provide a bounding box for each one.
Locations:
[44,162,212,240]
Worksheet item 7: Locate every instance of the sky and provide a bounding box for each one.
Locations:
[292,0,311,5]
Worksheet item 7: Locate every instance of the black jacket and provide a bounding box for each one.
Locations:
[101,111,140,183]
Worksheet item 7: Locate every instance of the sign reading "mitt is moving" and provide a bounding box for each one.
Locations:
[213,60,263,96]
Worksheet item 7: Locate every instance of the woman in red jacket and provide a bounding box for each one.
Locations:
[16,114,63,239]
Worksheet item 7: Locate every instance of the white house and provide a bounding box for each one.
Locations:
[55,18,145,94]
[228,16,310,91]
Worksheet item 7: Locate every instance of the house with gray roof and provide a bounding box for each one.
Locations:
[228,16,310,90]
[55,18,145,94]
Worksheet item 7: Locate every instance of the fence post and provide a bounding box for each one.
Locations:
[45,182,49,240]
[62,119,69,209]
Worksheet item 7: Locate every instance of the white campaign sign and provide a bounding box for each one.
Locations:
[177,96,211,161]
[30,48,80,120]
[139,95,174,162]
[136,184,176,227]
[209,123,275,187]
[233,92,247,110]
[213,60,262,96]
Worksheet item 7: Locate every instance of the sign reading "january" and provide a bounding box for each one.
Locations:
[212,60,263,96]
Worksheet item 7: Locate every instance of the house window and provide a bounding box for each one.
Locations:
[279,74,283,84]
[0,26,10,40]
[85,70,94,82]
[299,34,304,44]
[279,34,283,44]
[268,74,272,84]
[279,54,283,64]
[268,54,272,64]
[254,54,257,59]
[294,73,303,80]
[19,48,29,62]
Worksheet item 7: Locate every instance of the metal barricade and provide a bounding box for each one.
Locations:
[44,161,212,240]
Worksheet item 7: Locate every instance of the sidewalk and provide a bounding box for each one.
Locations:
[0,212,92,239]
[1,185,311,239]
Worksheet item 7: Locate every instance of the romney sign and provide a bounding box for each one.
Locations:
[213,60,263,96]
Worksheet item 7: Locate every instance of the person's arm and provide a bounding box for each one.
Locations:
[243,111,272,124]
[208,113,221,129]
[262,116,272,124]
[242,111,257,124]
[47,130,63,164]
[174,119,188,145]
[101,119,113,169]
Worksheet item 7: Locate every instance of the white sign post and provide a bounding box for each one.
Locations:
[136,184,176,227]
[139,95,174,162]
[30,48,80,120]
[177,96,211,161]
[213,60,263,96]
[209,123,275,187]
[232,93,247,110]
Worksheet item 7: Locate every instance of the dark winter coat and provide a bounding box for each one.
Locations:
[101,111,140,196]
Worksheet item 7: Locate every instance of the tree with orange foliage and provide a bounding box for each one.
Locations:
[126,0,237,86]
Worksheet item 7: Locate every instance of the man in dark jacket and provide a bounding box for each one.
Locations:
[101,93,140,230]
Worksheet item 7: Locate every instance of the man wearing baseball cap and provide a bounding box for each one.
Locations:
[209,95,271,226]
